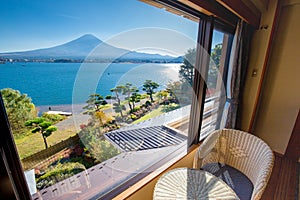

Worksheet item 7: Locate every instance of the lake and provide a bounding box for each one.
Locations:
[0,62,181,106]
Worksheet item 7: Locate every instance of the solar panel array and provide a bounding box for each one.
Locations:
[105,125,187,152]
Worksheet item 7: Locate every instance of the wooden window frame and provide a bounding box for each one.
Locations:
[188,16,214,145]
[0,94,32,199]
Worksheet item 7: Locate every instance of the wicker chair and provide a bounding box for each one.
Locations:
[193,129,274,200]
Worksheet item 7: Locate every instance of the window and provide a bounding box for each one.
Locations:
[200,28,233,140]
[0,0,235,199]
[187,17,234,145]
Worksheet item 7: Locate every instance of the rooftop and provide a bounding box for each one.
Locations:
[105,125,187,152]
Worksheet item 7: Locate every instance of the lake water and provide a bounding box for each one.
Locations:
[0,62,181,106]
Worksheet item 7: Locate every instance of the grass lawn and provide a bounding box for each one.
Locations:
[14,106,114,159]
[14,125,77,160]
[132,106,164,124]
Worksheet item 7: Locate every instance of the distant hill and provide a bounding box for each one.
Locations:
[0,34,183,63]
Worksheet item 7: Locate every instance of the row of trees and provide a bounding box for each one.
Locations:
[83,79,160,124]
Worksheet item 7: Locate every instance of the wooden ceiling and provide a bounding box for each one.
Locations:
[140,0,269,29]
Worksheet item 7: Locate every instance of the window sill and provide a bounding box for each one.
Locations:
[112,144,199,200]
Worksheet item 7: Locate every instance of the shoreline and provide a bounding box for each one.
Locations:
[36,104,87,116]
[37,104,90,132]
[36,103,115,131]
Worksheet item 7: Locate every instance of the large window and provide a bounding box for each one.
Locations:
[0,0,235,199]
[199,29,233,140]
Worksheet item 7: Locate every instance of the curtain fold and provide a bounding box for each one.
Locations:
[220,20,252,129]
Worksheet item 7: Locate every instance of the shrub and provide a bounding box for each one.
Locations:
[69,156,95,169]
[145,100,152,108]
[36,162,85,190]
[42,113,66,124]
[86,140,120,163]
[130,114,137,120]
[130,106,140,113]
[78,124,120,162]
[162,103,180,112]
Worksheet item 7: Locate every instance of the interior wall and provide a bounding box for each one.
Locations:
[251,0,300,154]
[241,0,278,132]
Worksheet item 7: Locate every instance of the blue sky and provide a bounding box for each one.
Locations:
[0,0,222,55]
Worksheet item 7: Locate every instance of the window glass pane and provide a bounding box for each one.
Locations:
[0,1,198,199]
[199,29,232,140]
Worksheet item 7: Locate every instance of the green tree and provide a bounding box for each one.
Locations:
[112,103,126,119]
[91,140,120,162]
[208,43,222,88]
[110,86,125,119]
[166,81,181,98]
[142,80,159,102]
[122,83,133,112]
[79,125,120,162]
[41,113,66,124]
[166,81,193,105]
[1,88,37,135]
[178,45,222,89]
[105,95,112,100]
[83,94,107,115]
[129,92,141,110]
[156,90,168,102]
[122,83,140,112]
[211,43,222,67]
[179,48,196,86]
[25,117,57,149]
[83,94,108,126]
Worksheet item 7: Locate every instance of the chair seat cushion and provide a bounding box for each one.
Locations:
[201,162,253,200]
